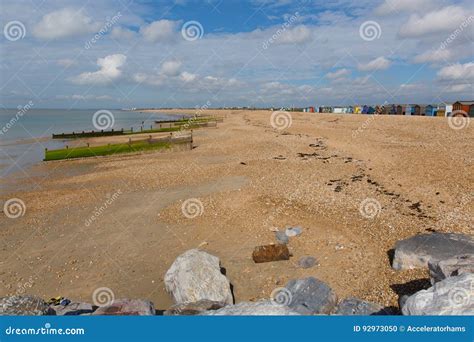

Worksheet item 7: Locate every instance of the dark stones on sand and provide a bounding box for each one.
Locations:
[335,298,387,315]
[285,277,337,315]
[297,256,317,268]
[92,299,155,316]
[252,244,290,263]
[0,295,49,316]
[392,233,474,270]
[164,300,227,316]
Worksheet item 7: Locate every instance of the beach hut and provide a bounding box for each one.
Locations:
[389,104,397,115]
[367,106,375,114]
[354,106,361,114]
[347,106,354,113]
[453,101,474,117]
[396,105,403,115]
[404,105,412,115]
[424,105,435,116]
[412,104,421,115]
[333,107,343,113]
[362,105,369,114]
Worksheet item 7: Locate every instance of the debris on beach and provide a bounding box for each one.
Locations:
[252,244,290,263]
[297,256,318,269]
[275,231,289,244]
[285,226,302,237]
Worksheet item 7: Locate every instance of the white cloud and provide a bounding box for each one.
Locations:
[140,20,178,42]
[33,8,100,39]
[399,6,472,38]
[72,54,127,85]
[180,72,197,82]
[375,0,437,15]
[326,68,350,80]
[437,62,474,80]
[414,49,452,63]
[111,26,135,40]
[358,57,391,71]
[57,94,113,100]
[160,60,182,76]
[277,25,312,44]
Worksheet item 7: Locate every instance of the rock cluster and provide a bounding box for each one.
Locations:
[391,233,474,315]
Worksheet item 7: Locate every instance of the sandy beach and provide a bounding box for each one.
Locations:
[1,109,472,311]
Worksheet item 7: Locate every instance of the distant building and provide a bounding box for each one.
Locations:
[453,101,474,117]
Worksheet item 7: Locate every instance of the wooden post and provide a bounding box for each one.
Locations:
[66,145,68,149]
[87,143,90,147]
[131,127,133,133]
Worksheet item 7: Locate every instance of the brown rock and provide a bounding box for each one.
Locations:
[252,244,290,263]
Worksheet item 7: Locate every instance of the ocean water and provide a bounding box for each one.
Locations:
[0,108,188,177]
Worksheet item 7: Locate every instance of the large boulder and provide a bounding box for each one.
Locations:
[285,277,337,315]
[0,295,49,316]
[402,273,474,315]
[164,249,233,305]
[392,233,474,270]
[335,298,387,315]
[200,301,299,315]
[92,299,155,315]
[429,254,474,284]
[164,300,227,316]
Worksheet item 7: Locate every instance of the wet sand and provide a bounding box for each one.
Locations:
[1,110,472,311]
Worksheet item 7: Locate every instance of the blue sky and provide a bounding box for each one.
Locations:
[0,0,473,108]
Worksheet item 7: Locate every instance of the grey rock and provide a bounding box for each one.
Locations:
[392,233,474,270]
[0,295,49,316]
[297,256,317,269]
[164,300,227,316]
[335,298,387,315]
[285,226,302,237]
[201,300,299,315]
[92,299,155,315]
[50,302,94,316]
[402,273,474,315]
[164,249,233,305]
[429,254,474,284]
[275,231,289,244]
[285,277,337,314]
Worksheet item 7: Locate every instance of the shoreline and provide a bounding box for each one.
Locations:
[1,109,472,310]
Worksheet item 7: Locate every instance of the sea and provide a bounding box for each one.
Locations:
[0,108,188,178]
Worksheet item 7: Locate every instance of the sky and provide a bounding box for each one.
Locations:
[0,0,473,109]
